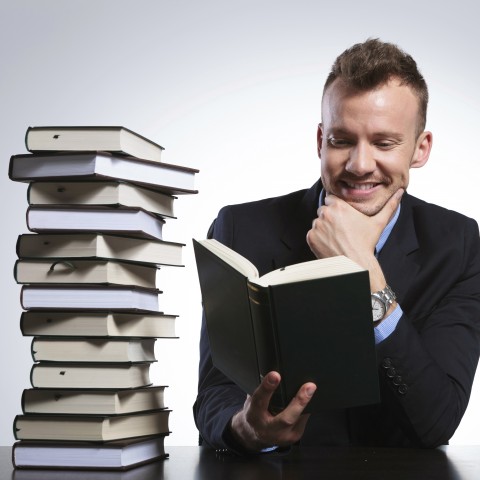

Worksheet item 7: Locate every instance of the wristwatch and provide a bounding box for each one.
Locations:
[371,285,396,322]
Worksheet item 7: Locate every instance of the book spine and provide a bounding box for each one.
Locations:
[13,259,19,283]
[31,338,38,362]
[25,126,33,151]
[26,181,33,204]
[15,234,22,258]
[20,285,26,310]
[8,155,17,180]
[19,312,26,335]
[247,282,286,410]
[25,207,31,233]
[13,415,20,440]
[30,364,35,387]
[21,389,27,414]
[11,440,17,468]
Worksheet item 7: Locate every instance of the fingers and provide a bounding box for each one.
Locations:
[232,375,315,450]
[249,371,281,412]
[374,188,404,224]
[323,192,336,205]
[250,373,316,421]
[267,382,316,446]
[280,382,317,425]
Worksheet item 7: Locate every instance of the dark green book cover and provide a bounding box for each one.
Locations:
[193,239,380,413]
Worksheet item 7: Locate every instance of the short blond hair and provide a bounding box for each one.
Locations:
[323,38,429,135]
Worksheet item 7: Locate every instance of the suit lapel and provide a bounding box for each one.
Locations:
[272,180,321,270]
[377,193,420,303]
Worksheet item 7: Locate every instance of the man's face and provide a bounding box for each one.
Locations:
[318,78,432,216]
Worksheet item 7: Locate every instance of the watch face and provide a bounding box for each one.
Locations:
[372,297,386,322]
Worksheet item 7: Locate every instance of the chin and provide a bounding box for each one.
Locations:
[347,200,386,217]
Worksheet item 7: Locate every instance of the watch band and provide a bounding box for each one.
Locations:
[371,285,397,322]
[375,285,396,306]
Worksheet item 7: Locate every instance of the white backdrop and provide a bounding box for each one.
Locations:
[1,0,479,447]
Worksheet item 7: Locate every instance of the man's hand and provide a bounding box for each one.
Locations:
[229,371,316,452]
[306,189,404,292]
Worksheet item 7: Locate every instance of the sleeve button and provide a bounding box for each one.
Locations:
[381,358,392,368]
[386,367,396,378]
[398,384,408,395]
[393,375,403,386]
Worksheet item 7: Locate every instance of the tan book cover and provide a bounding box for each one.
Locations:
[25,126,165,163]
[14,409,170,441]
[22,385,166,415]
[20,311,177,338]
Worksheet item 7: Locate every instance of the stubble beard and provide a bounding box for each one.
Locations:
[326,178,400,217]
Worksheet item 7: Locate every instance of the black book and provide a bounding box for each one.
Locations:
[193,238,380,413]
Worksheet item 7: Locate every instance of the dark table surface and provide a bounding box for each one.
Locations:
[3,444,480,480]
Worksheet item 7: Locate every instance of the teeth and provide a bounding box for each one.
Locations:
[346,183,377,190]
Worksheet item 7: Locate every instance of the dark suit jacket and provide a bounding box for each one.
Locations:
[193,180,480,449]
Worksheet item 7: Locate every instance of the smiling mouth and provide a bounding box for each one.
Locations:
[343,182,380,190]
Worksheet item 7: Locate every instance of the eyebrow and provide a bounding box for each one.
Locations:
[328,128,405,141]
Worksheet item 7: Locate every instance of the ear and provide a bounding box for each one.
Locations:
[317,123,323,158]
[411,131,433,168]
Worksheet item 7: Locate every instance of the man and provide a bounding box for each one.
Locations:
[193,39,480,452]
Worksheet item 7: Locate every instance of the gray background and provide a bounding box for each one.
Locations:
[1,0,479,446]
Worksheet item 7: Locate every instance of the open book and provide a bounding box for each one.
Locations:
[197,238,366,285]
[193,238,380,413]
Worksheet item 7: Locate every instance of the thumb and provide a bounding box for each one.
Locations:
[374,188,404,225]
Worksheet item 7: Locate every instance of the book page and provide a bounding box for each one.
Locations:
[253,255,365,287]
[196,239,259,279]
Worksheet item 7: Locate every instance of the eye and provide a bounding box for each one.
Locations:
[327,137,352,148]
[374,140,396,150]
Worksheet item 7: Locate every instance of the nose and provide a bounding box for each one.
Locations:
[345,142,376,176]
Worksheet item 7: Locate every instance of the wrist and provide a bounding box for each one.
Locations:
[386,300,398,317]
[374,300,398,326]
[359,255,386,292]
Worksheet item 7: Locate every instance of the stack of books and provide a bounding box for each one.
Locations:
[9,126,198,471]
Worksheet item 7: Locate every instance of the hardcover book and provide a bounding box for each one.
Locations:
[21,386,166,415]
[20,285,161,312]
[193,238,380,412]
[14,259,158,288]
[12,458,166,478]
[12,434,168,470]
[16,233,184,267]
[27,181,175,218]
[30,362,153,389]
[25,126,165,163]
[26,206,165,241]
[9,151,198,195]
[13,409,170,441]
[20,311,177,338]
[30,338,156,363]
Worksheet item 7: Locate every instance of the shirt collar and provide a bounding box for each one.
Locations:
[318,189,401,255]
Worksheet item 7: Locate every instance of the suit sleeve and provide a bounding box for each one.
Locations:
[375,216,480,447]
[193,206,247,449]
